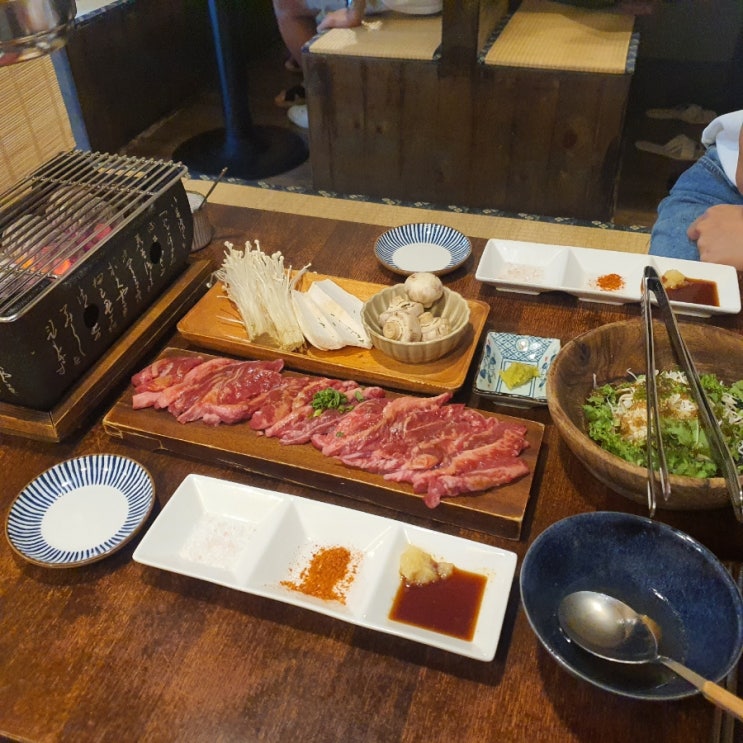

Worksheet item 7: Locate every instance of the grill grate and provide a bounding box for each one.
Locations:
[0,150,188,320]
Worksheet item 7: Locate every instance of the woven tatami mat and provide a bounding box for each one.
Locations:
[187,180,650,255]
[308,14,441,60]
[0,57,75,194]
[484,0,634,74]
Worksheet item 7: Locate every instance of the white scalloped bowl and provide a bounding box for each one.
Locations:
[361,284,470,364]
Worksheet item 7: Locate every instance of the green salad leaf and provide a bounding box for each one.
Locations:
[583,371,743,478]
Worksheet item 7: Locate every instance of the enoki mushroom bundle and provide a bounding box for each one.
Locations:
[214,240,309,351]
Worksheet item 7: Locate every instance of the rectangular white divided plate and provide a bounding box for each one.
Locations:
[475,239,741,317]
[133,475,518,661]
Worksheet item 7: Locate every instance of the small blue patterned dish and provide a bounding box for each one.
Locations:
[521,511,743,701]
[6,454,155,568]
[474,332,560,407]
[374,223,472,276]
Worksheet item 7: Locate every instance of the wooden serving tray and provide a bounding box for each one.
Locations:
[0,261,212,442]
[103,348,545,540]
[176,273,490,394]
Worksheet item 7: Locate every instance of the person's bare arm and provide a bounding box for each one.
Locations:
[687,205,743,269]
[317,0,366,30]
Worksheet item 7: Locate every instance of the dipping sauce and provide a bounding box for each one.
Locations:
[664,277,719,307]
[389,567,487,640]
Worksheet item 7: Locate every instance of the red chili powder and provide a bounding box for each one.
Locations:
[281,546,358,603]
[596,273,625,291]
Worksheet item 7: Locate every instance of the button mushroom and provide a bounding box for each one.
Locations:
[378,296,425,325]
[404,272,444,308]
[382,310,422,342]
[419,314,451,341]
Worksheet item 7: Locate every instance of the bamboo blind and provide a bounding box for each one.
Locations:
[0,56,76,194]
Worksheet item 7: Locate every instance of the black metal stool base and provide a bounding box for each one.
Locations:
[173,126,308,181]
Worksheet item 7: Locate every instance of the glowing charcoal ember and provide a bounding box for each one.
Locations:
[1,188,115,281]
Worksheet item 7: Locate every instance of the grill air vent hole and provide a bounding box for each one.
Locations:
[149,240,163,264]
[83,304,100,329]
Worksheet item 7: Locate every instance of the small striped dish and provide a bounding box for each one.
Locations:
[6,454,155,568]
[374,223,471,276]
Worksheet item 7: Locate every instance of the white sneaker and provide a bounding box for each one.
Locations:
[287,104,309,129]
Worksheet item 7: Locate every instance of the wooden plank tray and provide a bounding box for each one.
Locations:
[0,261,212,442]
[103,348,544,540]
[176,272,490,394]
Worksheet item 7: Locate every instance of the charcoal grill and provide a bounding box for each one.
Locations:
[0,150,193,410]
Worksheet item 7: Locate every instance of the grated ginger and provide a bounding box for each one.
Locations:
[399,545,453,586]
[499,362,540,390]
[661,269,687,290]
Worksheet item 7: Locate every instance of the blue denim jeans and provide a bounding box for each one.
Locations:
[649,146,743,260]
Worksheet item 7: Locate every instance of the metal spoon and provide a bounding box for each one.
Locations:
[558,590,743,721]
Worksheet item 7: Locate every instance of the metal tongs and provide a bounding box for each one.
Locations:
[641,266,743,521]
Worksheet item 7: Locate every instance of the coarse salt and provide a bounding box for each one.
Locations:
[497,264,545,283]
[179,512,256,567]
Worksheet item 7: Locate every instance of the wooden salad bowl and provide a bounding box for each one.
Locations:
[546,319,743,511]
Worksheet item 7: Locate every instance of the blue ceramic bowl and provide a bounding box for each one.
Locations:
[520,511,743,700]
[374,223,471,276]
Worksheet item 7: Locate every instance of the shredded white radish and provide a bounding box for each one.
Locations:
[214,240,309,351]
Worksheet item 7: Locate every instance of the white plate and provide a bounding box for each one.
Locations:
[475,239,741,317]
[474,332,560,408]
[374,223,472,276]
[5,454,155,568]
[133,474,517,661]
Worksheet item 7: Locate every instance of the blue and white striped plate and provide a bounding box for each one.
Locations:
[374,223,472,276]
[6,454,155,568]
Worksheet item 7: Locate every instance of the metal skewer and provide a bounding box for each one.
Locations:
[198,167,228,210]
[642,266,743,522]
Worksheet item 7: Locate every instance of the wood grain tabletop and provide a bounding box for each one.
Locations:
[1,202,741,743]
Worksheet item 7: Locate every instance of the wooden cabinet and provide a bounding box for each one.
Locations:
[304,0,636,221]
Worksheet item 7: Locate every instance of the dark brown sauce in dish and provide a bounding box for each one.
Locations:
[665,278,719,307]
[389,567,487,641]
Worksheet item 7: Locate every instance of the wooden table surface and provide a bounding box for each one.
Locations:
[1,203,742,743]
